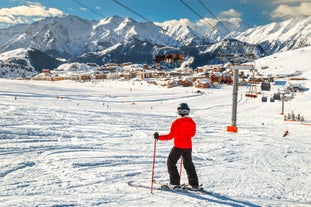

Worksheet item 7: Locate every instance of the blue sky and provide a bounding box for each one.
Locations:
[0,0,310,28]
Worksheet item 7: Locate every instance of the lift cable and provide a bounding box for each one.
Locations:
[197,0,231,34]
[112,0,184,48]
[112,0,153,22]
[178,0,213,29]
[76,0,185,64]
[178,0,226,37]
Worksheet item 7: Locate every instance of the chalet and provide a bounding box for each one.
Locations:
[94,73,108,79]
[31,75,52,81]
[79,74,92,81]
[209,74,220,83]
[166,71,183,78]
[120,62,132,67]
[86,63,98,67]
[194,78,212,88]
[107,72,120,79]
[143,64,149,69]
[138,70,154,80]
[31,70,52,81]
[52,76,66,81]
[120,72,133,80]
[177,79,193,87]
[42,69,50,74]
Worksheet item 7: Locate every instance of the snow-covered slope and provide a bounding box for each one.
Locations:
[255,46,311,80]
[0,45,310,206]
[0,48,31,63]
[0,48,36,78]
[0,48,63,78]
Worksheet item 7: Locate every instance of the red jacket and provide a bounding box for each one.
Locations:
[159,117,196,149]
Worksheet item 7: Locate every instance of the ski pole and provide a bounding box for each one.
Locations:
[179,156,183,182]
[150,138,157,193]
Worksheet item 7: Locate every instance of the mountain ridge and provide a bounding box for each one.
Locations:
[0,15,310,76]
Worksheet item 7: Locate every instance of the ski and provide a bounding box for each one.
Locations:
[127,181,220,195]
[180,184,204,192]
[127,181,182,192]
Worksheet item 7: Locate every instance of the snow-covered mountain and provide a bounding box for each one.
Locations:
[0,48,63,79]
[0,15,93,58]
[0,15,309,74]
[235,16,311,54]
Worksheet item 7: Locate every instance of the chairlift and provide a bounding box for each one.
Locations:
[261,81,271,91]
[153,46,184,64]
[245,84,258,98]
[261,92,267,102]
[270,96,275,102]
[153,27,185,64]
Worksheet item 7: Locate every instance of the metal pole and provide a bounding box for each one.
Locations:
[231,69,239,127]
[150,139,157,193]
[281,93,285,115]
[227,65,253,133]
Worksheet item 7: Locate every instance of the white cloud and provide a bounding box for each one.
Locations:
[196,18,217,27]
[0,2,63,26]
[219,9,242,18]
[271,2,311,19]
[160,9,244,31]
[217,9,243,25]
[271,0,308,4]
[0,15,15,24]
[160,18,193,27]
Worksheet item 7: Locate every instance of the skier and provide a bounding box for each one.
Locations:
[154,103,199,189]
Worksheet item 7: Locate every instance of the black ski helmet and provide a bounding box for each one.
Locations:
[177,103,190,115]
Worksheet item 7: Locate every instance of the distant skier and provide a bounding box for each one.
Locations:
[283,130,289,137]
[154,103,199,189]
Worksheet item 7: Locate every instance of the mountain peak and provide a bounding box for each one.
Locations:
[0,15,309,73]
[235,15,311,53]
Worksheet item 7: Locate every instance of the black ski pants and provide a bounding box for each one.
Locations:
[167,147,199,187]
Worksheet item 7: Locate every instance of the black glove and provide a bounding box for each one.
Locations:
[153,132,159,140]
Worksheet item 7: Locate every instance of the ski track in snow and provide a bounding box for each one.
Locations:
[0,79,310,207]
